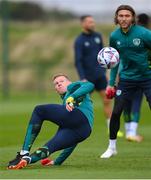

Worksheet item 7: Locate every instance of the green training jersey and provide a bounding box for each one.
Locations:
[109,25,151,86]
[62,80,94,128]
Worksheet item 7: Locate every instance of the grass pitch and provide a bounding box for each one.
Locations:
[0,92,151,179]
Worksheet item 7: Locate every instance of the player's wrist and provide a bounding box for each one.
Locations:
[66,96,74,103]
[66,96,75,108]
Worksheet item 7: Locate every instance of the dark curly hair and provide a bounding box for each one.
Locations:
[114,5,136,25]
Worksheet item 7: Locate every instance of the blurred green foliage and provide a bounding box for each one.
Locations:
[0,1,77,21]
[0,10,115,96]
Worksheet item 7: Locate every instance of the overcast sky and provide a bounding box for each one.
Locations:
[2,0,151,22]
[5,0,151,14]
[16,0,151,14]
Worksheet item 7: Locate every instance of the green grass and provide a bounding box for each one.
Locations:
[0,92,151,179]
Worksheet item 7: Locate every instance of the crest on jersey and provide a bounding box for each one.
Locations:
[94,37,101,44]
[116,89,122,96]
[133,38,141,46]
[84,41,90,47]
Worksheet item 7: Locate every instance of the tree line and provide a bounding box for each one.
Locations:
[0,1,77,21]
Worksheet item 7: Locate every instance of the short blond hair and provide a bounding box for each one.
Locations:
[52,73,70,81]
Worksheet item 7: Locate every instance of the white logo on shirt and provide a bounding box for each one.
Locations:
[94,37,101,44]
[84,41,90,46]
[117,41,121,45]
[133,38,141,46]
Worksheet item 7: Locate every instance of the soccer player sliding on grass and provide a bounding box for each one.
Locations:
[7,74,94,169]
[101,5,151,158]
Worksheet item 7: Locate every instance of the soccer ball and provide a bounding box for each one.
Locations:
[97,47,120,69]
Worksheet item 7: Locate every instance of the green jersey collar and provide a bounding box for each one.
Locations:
[120,24,135,35]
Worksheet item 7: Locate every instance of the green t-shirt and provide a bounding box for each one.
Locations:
[62,81,94,128]
[109,25,151,86]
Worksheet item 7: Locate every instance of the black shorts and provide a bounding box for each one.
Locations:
[116,78,151,108]
[90,75,107,91]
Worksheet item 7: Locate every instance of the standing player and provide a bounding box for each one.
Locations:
[124,13,151,142]
[74,15,123,137]
[101,5,151,158]
[7,74,94,169]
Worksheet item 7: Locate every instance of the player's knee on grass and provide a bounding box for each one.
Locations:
[30,147,50,163]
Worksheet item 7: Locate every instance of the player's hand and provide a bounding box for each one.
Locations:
[105,86,116,99]
[66,97,75,112]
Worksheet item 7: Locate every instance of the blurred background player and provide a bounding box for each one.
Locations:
[7,74,94,169]
[74,14,123,137]
[124,13,151,142]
